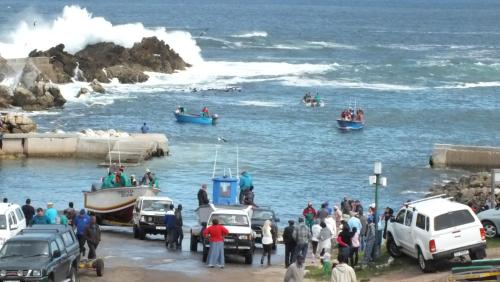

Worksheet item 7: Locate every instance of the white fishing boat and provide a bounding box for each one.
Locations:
[84,186,160,225]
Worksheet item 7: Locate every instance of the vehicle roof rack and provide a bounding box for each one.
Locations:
[406,194,448,205]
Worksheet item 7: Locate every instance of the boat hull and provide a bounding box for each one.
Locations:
[303,100,325,107]
[174,112,217,125]
[337,119,365,130]
[84,186,160,224]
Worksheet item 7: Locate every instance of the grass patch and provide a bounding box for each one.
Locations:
[487,238,500,248]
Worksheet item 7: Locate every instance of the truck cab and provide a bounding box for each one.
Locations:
[132,196,173,240]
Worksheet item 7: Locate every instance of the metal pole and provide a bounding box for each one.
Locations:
[492,169,496,209]
[374,173,380,257]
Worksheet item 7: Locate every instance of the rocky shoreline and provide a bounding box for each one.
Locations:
[428,172,497,209]
[0,36,188,111]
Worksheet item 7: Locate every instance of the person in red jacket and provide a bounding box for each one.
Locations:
[203,218,229,268]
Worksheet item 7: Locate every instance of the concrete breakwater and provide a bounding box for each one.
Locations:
[430,144,500,169]
[0,132,168,163]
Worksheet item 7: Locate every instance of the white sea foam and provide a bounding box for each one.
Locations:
[400,190,427,195]
[239,100,283,107]
[308,41,357,50]
[0,5,202,64]
[231,31,268,38]
[281,77,426,91]
[438,81,500,89]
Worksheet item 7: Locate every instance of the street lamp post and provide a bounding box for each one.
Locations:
[369,161,387,258]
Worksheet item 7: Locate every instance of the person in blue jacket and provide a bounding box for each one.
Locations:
[164,204,177,250]
[239,171,253,204]
[74,209,91,255]
[32,208,51,225]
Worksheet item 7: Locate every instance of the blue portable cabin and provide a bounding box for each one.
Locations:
[212,176,239,205]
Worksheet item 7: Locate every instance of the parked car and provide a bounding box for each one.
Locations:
[477,208,500,238]
[190,204,255,264]
[386,195,487,272]
[251,206,279,250]
[0,203,27,249]
[0,224,80,281]
[132,196,173,240]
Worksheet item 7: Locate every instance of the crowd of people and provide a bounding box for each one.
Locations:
[284,198,395,282]
[20,200,102,260]
[340,108,364,122]
[100,166,158,189]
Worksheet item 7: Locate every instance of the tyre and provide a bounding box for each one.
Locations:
[386,235,402,258]
[482,220,497,238]
[244,253,253,265]
[95,259,104,277]
[138,227,146,240]
[190,234,198,252]
[470,249,486,260]
[68,266,79,282]
[133,225,139,239]
[417,247,434,273]
[202,246,209,263]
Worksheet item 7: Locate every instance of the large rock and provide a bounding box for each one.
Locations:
[76,87,90,98]
[0,85,12,108]
[29,44,77,83]
[0,113,37,133]
[89,79,105,94]
[129,37,189,73]
[13,82,66,110]
[75,42,130,83]
[105,65,149,83]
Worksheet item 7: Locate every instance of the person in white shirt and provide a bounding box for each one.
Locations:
[311,220,321,260]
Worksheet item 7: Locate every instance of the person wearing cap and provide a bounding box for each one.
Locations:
[74,209,91,255]
[141,169,153,186]
[198,184,210,206]
[284,254,305,282]
[164,204,177,250]
[45,202,57,224]
[283,220,296,267]
[330,252,357,282]
[363,216,376,265]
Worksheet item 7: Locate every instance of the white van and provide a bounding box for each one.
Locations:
[0,203,27,248]
[386,195,486,272]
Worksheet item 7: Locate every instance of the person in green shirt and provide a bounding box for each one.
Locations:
[59,211,69,226]
[102,172,115,188]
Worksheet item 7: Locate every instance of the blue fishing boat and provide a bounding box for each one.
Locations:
[336,119,365,130]
[174,112,218,125]
[337,107,365,130]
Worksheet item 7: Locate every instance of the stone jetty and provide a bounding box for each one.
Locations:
[430,144,500,169]
[0,131,168,163]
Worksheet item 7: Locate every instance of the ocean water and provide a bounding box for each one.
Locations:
[1,0,500,226]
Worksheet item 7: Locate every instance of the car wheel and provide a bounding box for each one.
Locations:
[68,266,79,282]
[138,227,146,240]
[386,235,402,258]
[470,248,486,260]
[190,234,198,252]
[95,258,104,277]
[244,253,253,265]
[417,247,435,273]
[133,225,139,239]
[482,220,497,238]
[48,274,55,282]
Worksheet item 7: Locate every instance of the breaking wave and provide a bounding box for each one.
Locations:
[231,31,268,38]
[0,5,202,64]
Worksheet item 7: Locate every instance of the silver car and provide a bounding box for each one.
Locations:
[477,209,500,238]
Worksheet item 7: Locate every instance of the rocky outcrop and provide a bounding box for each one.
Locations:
[76,87,90,98]
[429,172,497,210]
[89,79,105,94]
[0,113,37,133]
[13,82,66,111]
[28,36,189,84]
[0,85,13,108]
[28,44,77,83]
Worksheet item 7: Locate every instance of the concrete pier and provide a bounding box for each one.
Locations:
[0,133,168,163]
[430,144,500,169]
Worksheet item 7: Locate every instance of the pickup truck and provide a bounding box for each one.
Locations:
[132,196,173,240]
[190,204,255,264]
[0,224,80,281]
